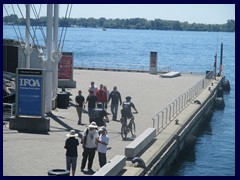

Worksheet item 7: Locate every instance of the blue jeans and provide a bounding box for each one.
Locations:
[111,103,119,120]
[88,107,94,118]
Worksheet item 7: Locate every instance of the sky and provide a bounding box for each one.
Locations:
[3,4,235,24]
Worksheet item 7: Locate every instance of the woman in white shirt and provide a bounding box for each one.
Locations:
[97,126,109,168]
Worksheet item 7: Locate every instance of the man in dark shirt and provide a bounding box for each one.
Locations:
[121,96,138,125]
[75,90,85,125]
[85,90,98,123]
[108,86,122,121]
[64,130,79,176]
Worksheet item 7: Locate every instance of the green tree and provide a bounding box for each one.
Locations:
[3,14,235,32]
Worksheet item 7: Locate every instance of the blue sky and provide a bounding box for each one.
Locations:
[3,4,235,24]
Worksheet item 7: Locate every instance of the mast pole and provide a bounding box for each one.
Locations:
[25,4,31,68]
[44,4,53,112]
[52,4,62,109]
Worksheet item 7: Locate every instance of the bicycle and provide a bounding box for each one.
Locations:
[120,112,137,139]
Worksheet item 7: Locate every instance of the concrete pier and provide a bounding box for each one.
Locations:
[3,69,223,176]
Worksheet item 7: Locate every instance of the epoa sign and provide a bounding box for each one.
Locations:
[16,69,44,116]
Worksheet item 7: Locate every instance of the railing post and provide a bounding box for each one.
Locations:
[152,117,155,129]
[169,104,172,121]
[190,87,193,100]
[193,85,196,97]
[172,101,175,118]
[166,108,168,124]
[185,93,187,106]
[178,97,181,113]
[175,99,177,114]
[175,99,177,116]
[181,95,184,110]
[161,112,164,128]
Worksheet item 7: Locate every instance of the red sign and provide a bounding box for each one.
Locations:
[58,52,73,80]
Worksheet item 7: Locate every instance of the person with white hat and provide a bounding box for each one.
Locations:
[80,122,99,173]
[64,130,79,176]
[97,126,109,168]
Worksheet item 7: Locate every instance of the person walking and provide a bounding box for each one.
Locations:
[80,122,99,173]
[85,90,98,123]
[96,84,107,109]
[88,81,98,95]
[103,85,109,109]
[97,126,109,168]
[108,86,122,121]
[75,90,85,125]
[64,130,79,176]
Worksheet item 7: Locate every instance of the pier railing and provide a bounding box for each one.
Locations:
[152,69,215,134]
[75,62,171,72]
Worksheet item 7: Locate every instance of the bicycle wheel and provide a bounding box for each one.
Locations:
[130,122,136,137]
[121,124,128,139]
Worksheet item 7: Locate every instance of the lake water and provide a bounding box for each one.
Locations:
[3,25,235,176]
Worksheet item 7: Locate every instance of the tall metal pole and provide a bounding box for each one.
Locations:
[44,4,53,112]
[52,4,62,109]
[214,53,217,80]
[220,43,223,66]
[25,4,31,68]
[53,4,59,53]
[220,43,223,76]
[46,5,53,62]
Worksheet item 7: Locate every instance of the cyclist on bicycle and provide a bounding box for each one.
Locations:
[121,96,138,129]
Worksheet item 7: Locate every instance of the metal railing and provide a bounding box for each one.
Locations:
[75,62,171,73]
[152,69,215,134]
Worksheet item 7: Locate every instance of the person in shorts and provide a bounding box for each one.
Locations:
[64,130,79,176]
[121,96,138,130]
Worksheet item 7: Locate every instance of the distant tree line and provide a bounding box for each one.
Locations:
[3,14,235,32]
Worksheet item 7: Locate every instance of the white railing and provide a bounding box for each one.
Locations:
[152,69,215,134]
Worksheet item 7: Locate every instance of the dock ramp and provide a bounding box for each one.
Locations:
[160,71,181,78]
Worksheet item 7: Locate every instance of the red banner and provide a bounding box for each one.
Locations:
[58,52,73,80]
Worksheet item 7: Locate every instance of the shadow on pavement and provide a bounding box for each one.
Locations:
[69,101,88,114]
[46,112,83,138]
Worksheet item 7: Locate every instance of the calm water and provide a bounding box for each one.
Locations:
[3,25,235,176]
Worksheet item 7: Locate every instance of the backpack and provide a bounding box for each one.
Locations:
[121,102,131,117]
[91,108,101,120]
[81,128,89,144]
[91,108,106,126]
